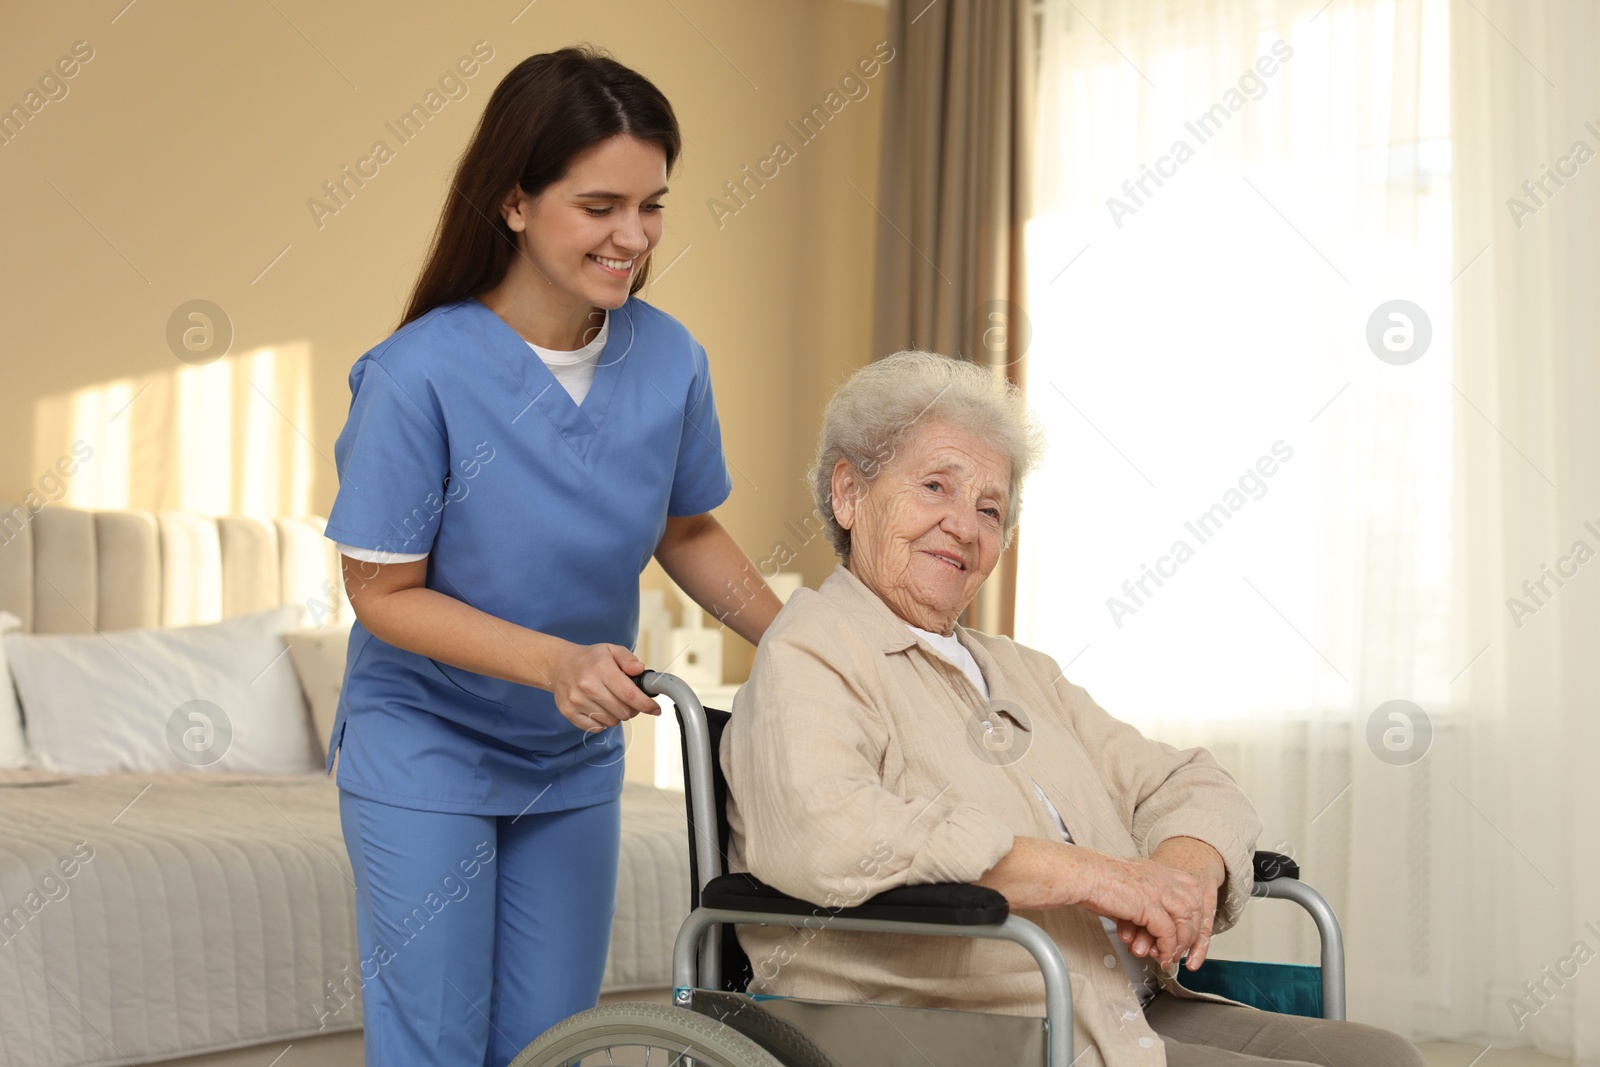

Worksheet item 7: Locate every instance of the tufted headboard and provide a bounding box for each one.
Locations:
[0,506,346,635]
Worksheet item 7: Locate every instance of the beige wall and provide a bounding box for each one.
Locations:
[0,0,887,680]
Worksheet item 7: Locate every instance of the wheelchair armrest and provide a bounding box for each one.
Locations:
[1253,850,1300,881]
[701,872,1010,926]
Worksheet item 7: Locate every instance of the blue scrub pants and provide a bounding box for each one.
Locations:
[339,789,621,1066]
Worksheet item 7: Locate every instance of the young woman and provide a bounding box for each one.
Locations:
[323,47,782,1066]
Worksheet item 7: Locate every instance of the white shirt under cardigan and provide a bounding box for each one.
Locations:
[338,313,610,566]
[907,623,1160,1007]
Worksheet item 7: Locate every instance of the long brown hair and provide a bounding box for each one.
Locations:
[400,47,682,328]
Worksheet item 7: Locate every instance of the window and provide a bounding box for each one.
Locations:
[1018,0,1455,725]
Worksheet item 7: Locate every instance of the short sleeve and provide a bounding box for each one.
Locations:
[325,358,450,556]
[336,542,428,565]
[666,341,733,517]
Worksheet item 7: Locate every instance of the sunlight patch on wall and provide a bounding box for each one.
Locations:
[32,341,316,518]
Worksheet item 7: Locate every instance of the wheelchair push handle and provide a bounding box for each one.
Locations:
[630,668,721,864]
[631,669,701,708]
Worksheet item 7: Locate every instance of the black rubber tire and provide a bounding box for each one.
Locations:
[508,1001,788,1067]
[690,991,838,1067]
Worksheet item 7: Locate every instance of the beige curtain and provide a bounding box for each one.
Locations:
[874,0,1035,635]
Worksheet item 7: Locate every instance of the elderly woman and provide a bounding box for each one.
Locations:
[721,352,1422,1067]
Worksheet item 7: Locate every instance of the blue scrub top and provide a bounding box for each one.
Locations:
[324,296,732,815]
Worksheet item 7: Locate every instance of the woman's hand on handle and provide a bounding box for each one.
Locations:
[548,642,661,732]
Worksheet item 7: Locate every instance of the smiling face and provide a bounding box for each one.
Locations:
[492,134,668,346]
[831,420,1012,634]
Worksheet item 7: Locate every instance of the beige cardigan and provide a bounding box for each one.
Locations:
[721,565,1262,1067]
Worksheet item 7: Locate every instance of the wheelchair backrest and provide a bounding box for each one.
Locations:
[676,702,734,907]
[674,700,757,993]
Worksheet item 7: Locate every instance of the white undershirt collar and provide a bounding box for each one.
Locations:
[526,311,608,406]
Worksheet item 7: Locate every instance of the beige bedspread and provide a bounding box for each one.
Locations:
[0,773,690,1067]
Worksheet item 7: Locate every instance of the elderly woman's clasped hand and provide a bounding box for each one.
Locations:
[1106,837,1227,971]
[978,830,1226,973]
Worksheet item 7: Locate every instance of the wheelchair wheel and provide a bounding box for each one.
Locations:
[508,1001,788,1066]
[689,990,837,1067]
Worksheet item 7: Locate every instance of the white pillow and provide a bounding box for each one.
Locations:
[0,611,28,768]
[4,604,320,775]
[283,620,352,763]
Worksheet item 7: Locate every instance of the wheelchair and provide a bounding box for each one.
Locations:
[511,671,1347,1067]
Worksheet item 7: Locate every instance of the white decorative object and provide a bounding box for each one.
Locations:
[636,588,673,670]
[647,683,742,793]
[665,628,722,689]
[628,577,777,789]
[665,582,722,688]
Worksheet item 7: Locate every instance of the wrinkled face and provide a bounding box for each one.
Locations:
[504,134,667,312]
[832,420,1011,634]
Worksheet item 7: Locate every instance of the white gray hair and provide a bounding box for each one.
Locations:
[808,350,1043,560]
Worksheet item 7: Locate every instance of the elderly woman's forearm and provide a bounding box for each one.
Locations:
[974,836,1090,909]
[980,839,1215,970]
[1150,836,1227,888]
[740,785,1014,907]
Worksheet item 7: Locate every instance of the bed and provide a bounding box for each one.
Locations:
[0,506,689,1067]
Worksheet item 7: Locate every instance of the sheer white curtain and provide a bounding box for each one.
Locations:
[1445,0,1600,1058]
[1019,0,1599,1058]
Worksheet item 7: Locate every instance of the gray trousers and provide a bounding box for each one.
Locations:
[1144,994,1427,1067]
